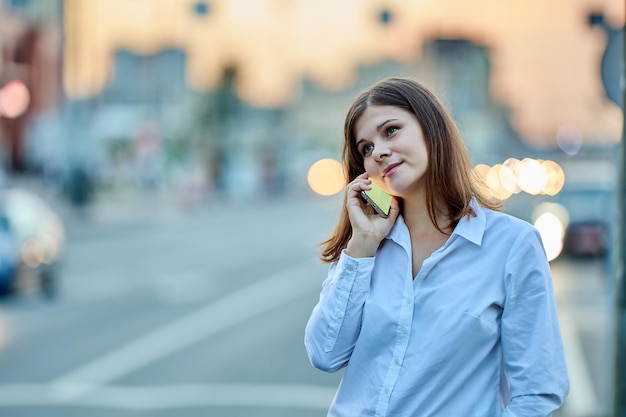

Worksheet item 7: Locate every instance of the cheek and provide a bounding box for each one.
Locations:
[363,158,376,175]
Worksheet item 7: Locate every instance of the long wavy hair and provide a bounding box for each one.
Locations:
[320,77,501,263]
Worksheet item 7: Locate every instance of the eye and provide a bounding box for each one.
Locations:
[361,144,374,156]
[384,126,399,136]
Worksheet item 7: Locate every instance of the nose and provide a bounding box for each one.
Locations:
[372,142,390,162]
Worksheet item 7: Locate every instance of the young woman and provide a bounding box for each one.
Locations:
[304,77,569,416]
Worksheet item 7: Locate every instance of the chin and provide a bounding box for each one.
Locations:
[384,179,409,195]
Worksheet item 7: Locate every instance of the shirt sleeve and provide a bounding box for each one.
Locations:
[501,226,570,415]
[304,250,375,373]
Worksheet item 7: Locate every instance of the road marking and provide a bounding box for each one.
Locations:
[558,306,604,416]
[0,383,335,410]
[50,259,324,399]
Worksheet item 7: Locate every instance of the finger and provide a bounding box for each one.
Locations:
[346,178,370,197]
[386,197,401,220]
[389,196,400,211]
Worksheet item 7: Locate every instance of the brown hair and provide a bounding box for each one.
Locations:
[320,77,501,262]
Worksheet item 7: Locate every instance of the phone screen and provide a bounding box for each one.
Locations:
[361,181,392,217]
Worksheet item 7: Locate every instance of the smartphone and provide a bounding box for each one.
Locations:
[361,181,392,217]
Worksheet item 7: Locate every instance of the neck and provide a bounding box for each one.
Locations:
[402,193,450,237]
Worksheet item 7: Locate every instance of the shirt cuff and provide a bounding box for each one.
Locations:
[335,250,375,293]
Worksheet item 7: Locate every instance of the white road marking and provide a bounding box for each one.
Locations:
[0,383,335,410]
[50,260,324,399]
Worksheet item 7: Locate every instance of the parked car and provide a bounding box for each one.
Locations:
[555,187,614,259]
[0,213,20,295]
[563,221,608,258]
[0,188,65,298]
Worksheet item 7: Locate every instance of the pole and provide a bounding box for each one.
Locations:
[615,136,625,417]
[613,27,625,416]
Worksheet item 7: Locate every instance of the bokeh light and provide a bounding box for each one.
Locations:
[472,164,492,198]
[541,160,566,196]
[473,158,565,200]
[556,124,583,155]
[0,80,31,119]
[517,158,548,195]
[500,158,522,194]
[21,238,45,269]
[532,202,569,262]
[534,212,565,262]
[307,158,344,196]
[486,164,513,200]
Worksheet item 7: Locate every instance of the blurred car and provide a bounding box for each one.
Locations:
[0,188,65,298]
[563,221,608,258]
[555,185,614,259]
[0,214,20,294]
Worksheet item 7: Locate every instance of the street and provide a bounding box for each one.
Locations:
[0,191,614,417]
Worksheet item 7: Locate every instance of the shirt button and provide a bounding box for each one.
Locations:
[393,357,400,365]
[384,387,390,395]
[346,264,354,272]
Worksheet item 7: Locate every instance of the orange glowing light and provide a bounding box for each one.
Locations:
[516,158,548,195]
[472,163,494,200]
[307,158,344,196]
[475,158,565,199]
[486,164,513,201]
[541,160,566,196]
[500,158,522,194]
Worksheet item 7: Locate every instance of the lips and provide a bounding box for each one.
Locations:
[383,162,402,177]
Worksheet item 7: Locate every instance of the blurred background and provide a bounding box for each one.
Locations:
[0,0,623,416]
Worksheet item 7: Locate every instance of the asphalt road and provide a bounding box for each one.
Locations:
[0,191,614,416]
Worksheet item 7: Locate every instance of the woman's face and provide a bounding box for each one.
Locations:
[354,105,429,199]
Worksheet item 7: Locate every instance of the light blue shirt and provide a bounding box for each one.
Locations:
[305,201,569,416]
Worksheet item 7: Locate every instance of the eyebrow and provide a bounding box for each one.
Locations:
[376,118,398,131]
[356,118,399,146]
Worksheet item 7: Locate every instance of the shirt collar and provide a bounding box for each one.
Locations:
[386,198,486,248]
[387,214,410,249]
[452,198,486,246]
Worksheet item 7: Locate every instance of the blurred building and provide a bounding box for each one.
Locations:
[1,0,623,203]
[61,0,624,142]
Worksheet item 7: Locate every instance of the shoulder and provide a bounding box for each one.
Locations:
[479,207,543,249]
[482,207,535,234]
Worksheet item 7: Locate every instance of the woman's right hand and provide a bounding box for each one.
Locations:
[345,173,399,258]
